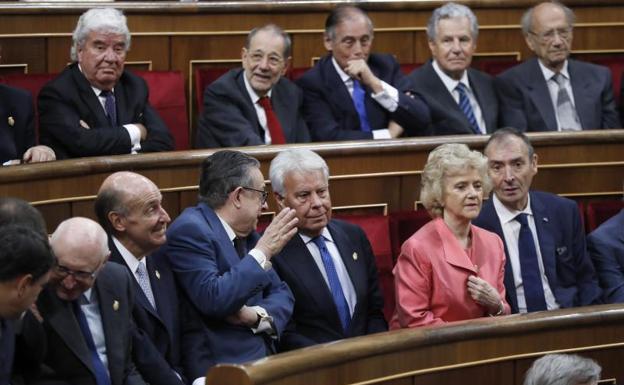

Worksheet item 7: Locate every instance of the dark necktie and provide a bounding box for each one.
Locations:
[257,96,286,144]
[72,296,112,385]
[351,79,371,132]
[234,237,247,259]
[552,73,581,131]
[455,82,481,134]
[99,90,117,127]
[312,236,350,332]
[514,213,548,312]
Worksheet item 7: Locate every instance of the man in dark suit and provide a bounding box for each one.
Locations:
[408,3,498,135]
[587,208,624,304]
[297,5,430,142]
[268,149,386,351]
[38,8,173,159]
[495,2,620,131]
[95,172,213,385]
[155,150,297,364]
[473,128,602,313]
[0,84,55,165]
[20,217,146,385]
[196,24,310,148]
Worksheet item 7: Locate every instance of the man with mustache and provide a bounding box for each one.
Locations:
[38,8,173,159]
[473,128,602,314]
[495,1,620,131]
[196,24,310,148]
[407,2,499,136]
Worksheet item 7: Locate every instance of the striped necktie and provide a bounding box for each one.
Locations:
[455,82,481,134]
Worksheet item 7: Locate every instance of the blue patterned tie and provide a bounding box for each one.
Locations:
[100,90,117,127]
[312,236,351,331]
[136,262,157,310]
[351,79,372,132]
[72,296,112,385]
[455,83,481,134]
[515,213,548,312]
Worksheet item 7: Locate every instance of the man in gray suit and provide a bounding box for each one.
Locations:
[496,1,620,131]
[196,24,310,148]
[407,2,499,135]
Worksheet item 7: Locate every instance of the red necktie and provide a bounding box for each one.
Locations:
[257,96,286,145]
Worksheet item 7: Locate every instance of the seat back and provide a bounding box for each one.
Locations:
[389,209,432,261]
[194,67,231,114]
[586,200,624,232]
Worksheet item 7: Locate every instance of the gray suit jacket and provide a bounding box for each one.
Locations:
[407,61,499,135]
[196,68,310,148]
[495,57,620,131]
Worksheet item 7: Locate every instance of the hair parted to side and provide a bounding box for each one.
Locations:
[420,143,491,218]
[427,2,479,41]
[269,149,330,196]
[71,8,131,61]
[325,5,374,41]
[523,354,601,385]
[485,127,535,158]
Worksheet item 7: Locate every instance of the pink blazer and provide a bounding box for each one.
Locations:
[391,217,510,329]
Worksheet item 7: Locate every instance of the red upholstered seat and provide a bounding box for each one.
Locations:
[586,200,624,232]
[389,209,432,262]
[471,58,519,76]
[287,67,310,81]
[583,57,624,105]
[134,70,189,150]
[400,63,421,75]
[194,67,231,114]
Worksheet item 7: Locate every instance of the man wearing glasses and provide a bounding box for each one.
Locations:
[20,217,147,385]
[495,1,620,131]
[195,24,310,148]
[156,150,298,364]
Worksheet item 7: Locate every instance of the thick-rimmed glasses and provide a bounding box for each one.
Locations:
[242,186,268,204]
[54,263,100,281]
[529,27,572,43]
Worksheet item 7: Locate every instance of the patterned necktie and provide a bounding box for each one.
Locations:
[72,296,112,385]
[312,236,351,332]
[351,79,372,132]
[136,262,157,310]
[99,90,117,127]
[257,96,286,144]
[552,73,581,131]
[515,213,548,312]
[455,82,481,134]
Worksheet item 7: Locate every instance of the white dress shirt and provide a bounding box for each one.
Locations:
[112,237,152,290]
[243,74,274,144]
[80,288,110,376]
[537,59,577,132]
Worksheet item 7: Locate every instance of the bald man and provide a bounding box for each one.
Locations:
[95,172,213,385]
[20,217,146,385]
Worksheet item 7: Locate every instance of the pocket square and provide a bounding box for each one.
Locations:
[556,246,568,255]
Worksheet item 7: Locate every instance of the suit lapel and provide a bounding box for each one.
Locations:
[71,65,110,127]
[114,79,130,126]
[323,57,358,121]
[95,266,125,384]
[432,219,478,274]
[147,256,175,332]
[424,63,474,132]
[525,59,558,131]
[269,80,291,141]
[235,72,265,141]
[530,192,557,288]
[468,69,495,133]
[568,59,593,129]
[200,204,241,267]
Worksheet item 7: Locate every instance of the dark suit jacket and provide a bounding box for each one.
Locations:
[38,63,173,159]
[108,240,213,385]
[587,210,624,304]
[155,203,294,364]
[0,319,14,385]
[473,191,602,313]
[407,61,499,135]
[272,220,386,351]
[297,53,431,141]
[196,68,310,148]
[0,85,35,164]
[19,263,145,385]
[495,57,621,131]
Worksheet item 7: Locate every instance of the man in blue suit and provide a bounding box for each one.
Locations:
[95,171,213,385]
[587,208,624,303]
[297,5,430,142]
[474,128,602,313]
[495,2,620,131]
[157,150,297,364]
[269,149,386,351]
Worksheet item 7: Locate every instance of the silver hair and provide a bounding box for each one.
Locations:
[71,8,131,61]
[521,1,576,36]
[325,5,374,41]
[427,2,479,41]
[269,149,330,196]
[523,354,601,385]
[420,143,491,218]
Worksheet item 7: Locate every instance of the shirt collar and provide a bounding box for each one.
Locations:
[78,64,114,97]
[331,56,352,84]
[432,59,470,94]
[82,288,94,303]
[242,70,272,104]
[216,214,237,243]
[112,236,143,274]
[538,59,570,82]
[300,226,334,245]
[492,193,534,224]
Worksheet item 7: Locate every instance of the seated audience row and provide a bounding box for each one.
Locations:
[2,1,622,165]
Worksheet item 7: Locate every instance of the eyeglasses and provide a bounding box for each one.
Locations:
[529,27,572,43]
[247,52,284,67]
[54,263,100,281]
[242,186,268,204]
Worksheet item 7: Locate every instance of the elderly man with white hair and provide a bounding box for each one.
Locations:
[39,8,173,159]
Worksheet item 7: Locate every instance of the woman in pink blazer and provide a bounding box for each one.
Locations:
[391,143,510,329]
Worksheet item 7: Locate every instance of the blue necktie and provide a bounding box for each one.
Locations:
[455,83,481,134]
[72,297,112,385]
[515,213,548,312]
[312,236,350,332]
[100,90,117,127]
[351,79,372,132]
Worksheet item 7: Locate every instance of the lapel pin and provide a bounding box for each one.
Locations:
[113,300,119,311]
[7,116,14,127]
[155,270,161,280]
[352,252,358,261]
[543,217,549,222]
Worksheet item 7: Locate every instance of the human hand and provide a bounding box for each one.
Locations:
[344,59,383,93]
[22,145,56,163]
[135,123,147,140]
[467,275,503,315]
[387,120,404,138]
[225,305,259,327]
[255,208,298,260]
